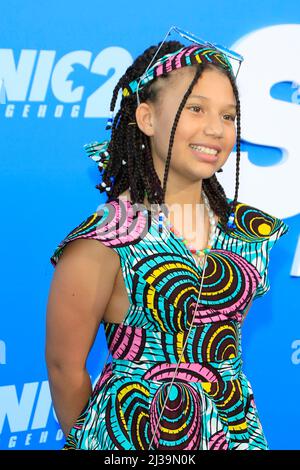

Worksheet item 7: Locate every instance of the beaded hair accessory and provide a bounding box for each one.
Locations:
[122,44,234,103]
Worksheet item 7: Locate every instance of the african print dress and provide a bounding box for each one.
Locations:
[50,196,289,450]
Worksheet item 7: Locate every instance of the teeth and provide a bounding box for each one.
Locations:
[189,144,218,156]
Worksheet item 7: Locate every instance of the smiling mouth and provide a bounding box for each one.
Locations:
[188,147,219,165]
[189,144,220,156]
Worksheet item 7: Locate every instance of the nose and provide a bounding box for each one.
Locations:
[203,114,223,138]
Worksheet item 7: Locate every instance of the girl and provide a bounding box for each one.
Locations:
[46,36,289,450]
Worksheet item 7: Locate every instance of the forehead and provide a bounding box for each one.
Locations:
[160,66,236,103]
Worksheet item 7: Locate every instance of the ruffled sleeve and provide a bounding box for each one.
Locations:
[50,198,151,268]
[50,204,110,268]
[50,201,124,267]
[252,216,289,300]
[226,200,290,302]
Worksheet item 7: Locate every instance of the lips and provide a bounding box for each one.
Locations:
[189,147,219,163]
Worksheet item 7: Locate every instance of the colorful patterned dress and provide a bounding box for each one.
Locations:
[50,196,289,450]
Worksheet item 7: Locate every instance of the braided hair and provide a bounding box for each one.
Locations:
[98,40,241,234]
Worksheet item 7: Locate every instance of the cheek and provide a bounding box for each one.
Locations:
[225,125,237,148]
[155,115,177,151]
[153,125,172,157]
[172,119,195,146]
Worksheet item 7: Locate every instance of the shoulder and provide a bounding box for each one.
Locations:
[50,197,151,267]
[222,198,289,301]
[227,197,289,243]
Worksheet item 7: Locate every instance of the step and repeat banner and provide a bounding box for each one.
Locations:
[0,0,299,450]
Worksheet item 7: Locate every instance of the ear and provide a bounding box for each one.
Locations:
[135,102,154,137]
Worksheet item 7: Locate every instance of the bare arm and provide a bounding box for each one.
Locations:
[45,238,119,437]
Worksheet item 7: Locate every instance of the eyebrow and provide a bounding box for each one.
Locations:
[188,94,237,109]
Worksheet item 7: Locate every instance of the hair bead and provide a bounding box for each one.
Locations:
[105,111,114,130]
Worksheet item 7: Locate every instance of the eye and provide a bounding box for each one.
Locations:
[187,106,236,122]
[224,114,236,122]
[188,105,203,113]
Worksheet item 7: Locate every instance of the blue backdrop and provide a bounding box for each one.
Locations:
[0,0,299,450]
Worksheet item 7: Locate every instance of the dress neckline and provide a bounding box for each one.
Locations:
[168,219,222,270]
[108,195,226,272]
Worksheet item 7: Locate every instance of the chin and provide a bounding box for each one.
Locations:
[195,168,216,180]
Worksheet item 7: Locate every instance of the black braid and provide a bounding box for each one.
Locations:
[97,40,241,233]
[97,41,184,203]
[226,72,241,228]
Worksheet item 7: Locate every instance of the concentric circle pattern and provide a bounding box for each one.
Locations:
[51,197,289,450]
[149,381,202,450]
[229,202,286,242]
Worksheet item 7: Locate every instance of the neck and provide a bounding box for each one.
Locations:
[163,187,205,208]
[151,153,205,208]
[143,186,205,214]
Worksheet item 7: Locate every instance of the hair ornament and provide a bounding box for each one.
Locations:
[122,44,235,101]
[226,202,237,229]
[83,140,111,172]
[105,111,114,130]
